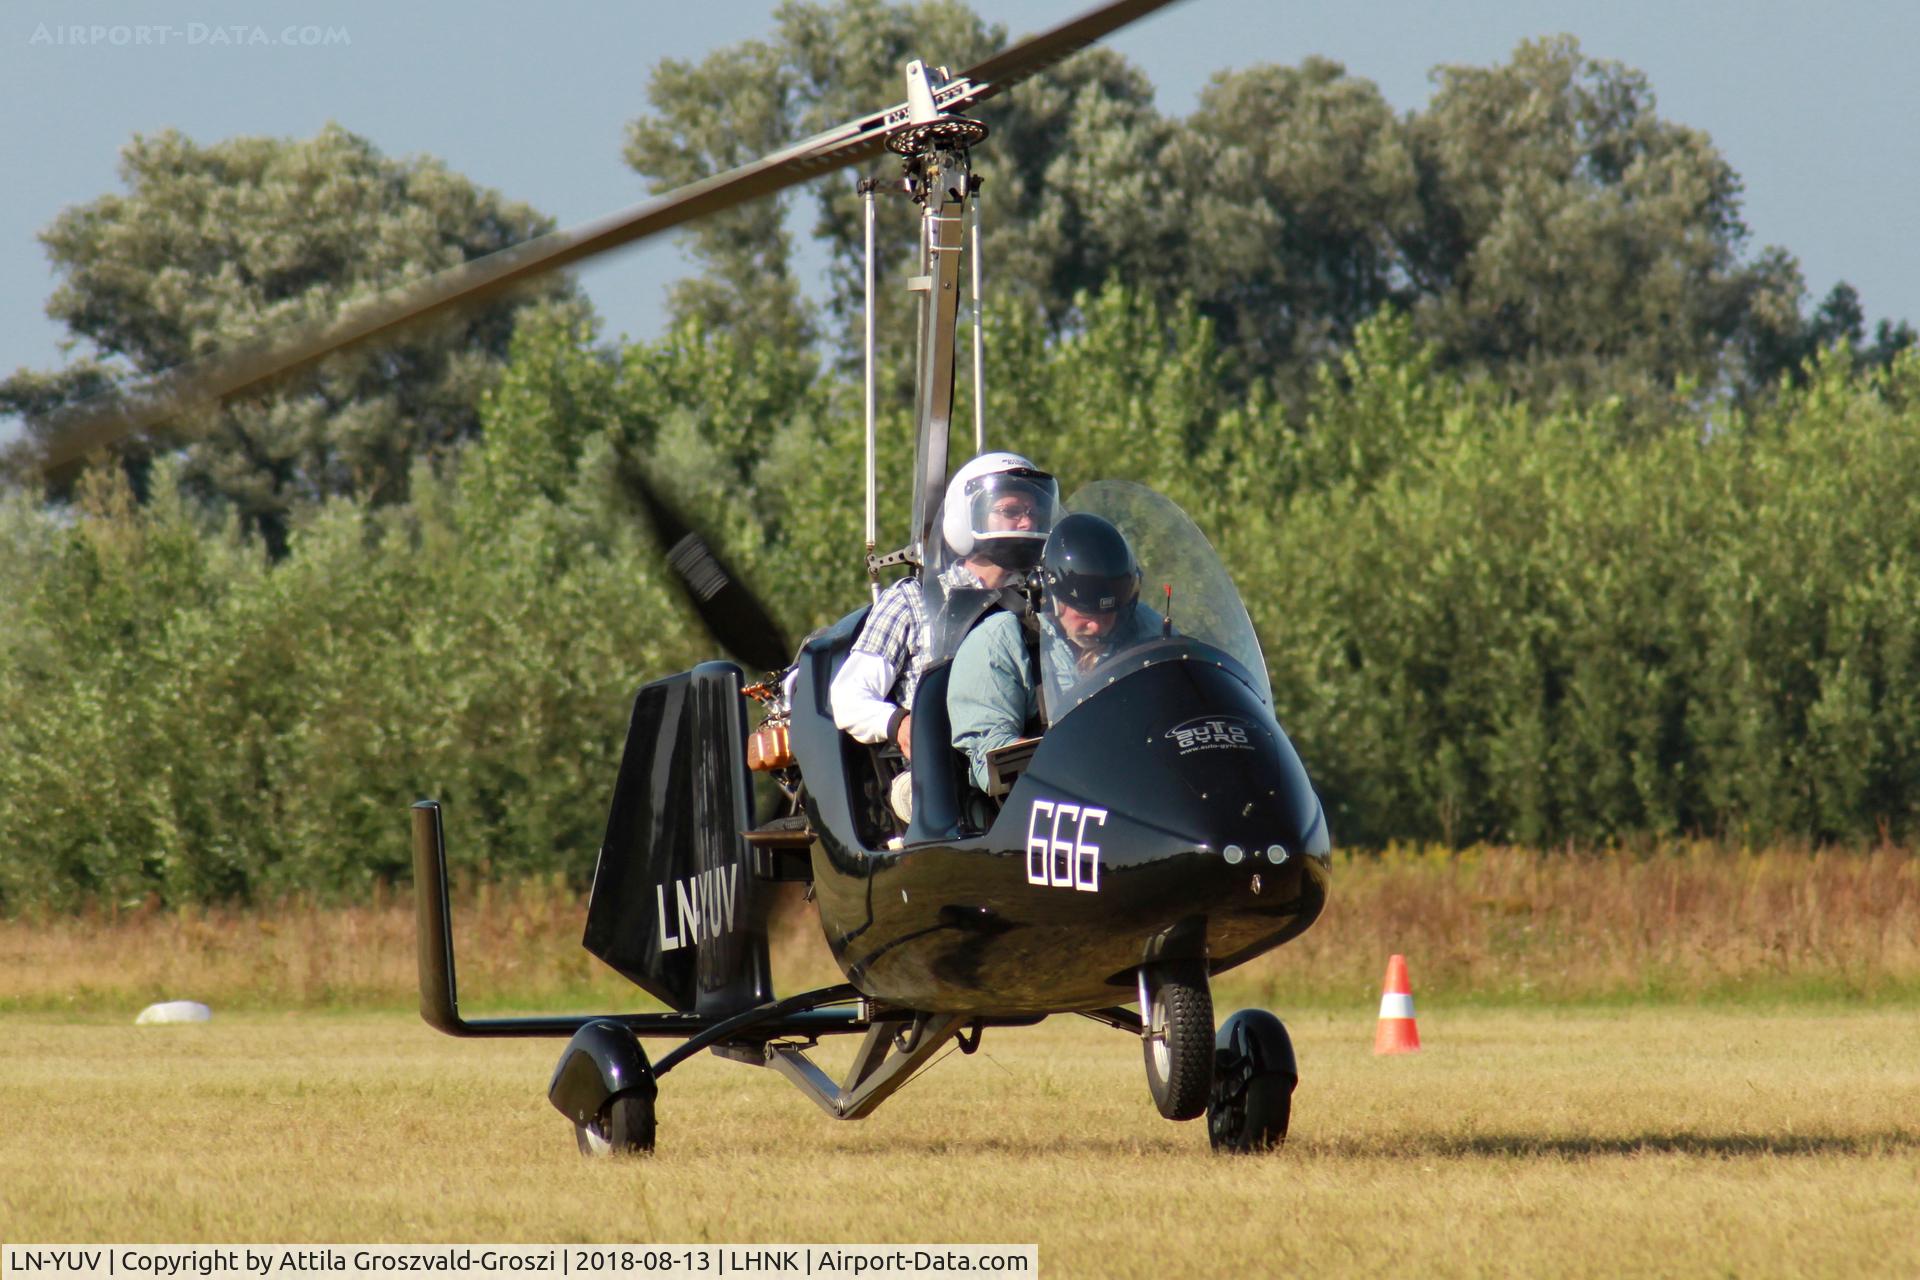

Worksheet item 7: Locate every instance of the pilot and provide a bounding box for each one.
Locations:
[830,451,1059,819]
[948,513,1162,794]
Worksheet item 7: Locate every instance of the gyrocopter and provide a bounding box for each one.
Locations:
[25,0,1330,1154]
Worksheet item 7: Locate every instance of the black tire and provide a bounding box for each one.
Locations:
[1142,962,1214,1121]
[574,1091,656,1156]
[1208,1008,1297,1152]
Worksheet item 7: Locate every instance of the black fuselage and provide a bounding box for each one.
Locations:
[795,629,1330,1014]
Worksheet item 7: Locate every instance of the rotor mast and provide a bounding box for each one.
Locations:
[884,60,989,569]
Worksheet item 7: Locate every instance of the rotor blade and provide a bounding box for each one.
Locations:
[28,93,976,479]
[30,120,897,483]
[27,0,1185,482]
[956,0,1186,105]
[612,452,793,675]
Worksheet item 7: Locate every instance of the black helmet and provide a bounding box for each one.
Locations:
[1040,513,1140,614]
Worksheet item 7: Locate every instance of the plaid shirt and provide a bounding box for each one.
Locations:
[850,575,930,709]
[851,562,996,710]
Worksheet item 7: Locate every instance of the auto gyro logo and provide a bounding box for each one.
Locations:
[1164,715,1256,754]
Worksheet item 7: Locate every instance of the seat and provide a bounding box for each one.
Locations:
[903,661,976,844]
[790,606,900,854]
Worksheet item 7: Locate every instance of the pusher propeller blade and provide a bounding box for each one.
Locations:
[611,450,793,676]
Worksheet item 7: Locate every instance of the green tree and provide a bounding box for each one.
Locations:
[623,0,1177,365]
[630,7,1913,407]
[1402,36,1803,406]
[12,293,1920,910]
[623,34,819,353]
[1748,281,1919,386]
[1,124,573,554]
[1167,58,1422,378]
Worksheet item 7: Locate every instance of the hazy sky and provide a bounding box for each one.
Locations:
[4,0,1916,396]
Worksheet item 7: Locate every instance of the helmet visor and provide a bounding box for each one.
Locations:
[1050,570,1139,616]
[965,469,1060,568]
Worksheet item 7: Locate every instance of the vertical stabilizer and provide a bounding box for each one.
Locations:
[583,662,774,1015]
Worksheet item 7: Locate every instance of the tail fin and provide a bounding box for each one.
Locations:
[583,661,774,1016]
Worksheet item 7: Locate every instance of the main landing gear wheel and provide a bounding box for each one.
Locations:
[574,1091,656,1156]
[1141,961,1214,1121]
[1207,1008,1297,1152]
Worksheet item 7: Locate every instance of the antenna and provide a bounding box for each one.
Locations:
[861,177,880,602]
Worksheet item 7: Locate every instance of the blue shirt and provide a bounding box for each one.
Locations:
[948,612,1038,792]
[948,603,1164,791]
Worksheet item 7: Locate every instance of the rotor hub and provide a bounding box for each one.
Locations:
[886,116,989,156]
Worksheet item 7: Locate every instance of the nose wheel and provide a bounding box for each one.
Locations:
[1207,1008,1297,1152]
[1139,961,1214,1120]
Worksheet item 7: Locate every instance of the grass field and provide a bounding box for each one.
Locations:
[2,846,1916,1276]
[0,1009,1915,1277]
[4,845,1916,1014]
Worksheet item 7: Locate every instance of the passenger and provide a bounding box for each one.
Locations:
[948,513,1162,793]
[830,451,1059,819]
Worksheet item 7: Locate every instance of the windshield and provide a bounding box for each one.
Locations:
[1038,481,1271,721]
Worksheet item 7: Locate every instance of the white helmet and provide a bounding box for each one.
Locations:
[940,451,1061,567]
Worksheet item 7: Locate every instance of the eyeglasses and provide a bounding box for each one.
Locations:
[988,501,1037,521]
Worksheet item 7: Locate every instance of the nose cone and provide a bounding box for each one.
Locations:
[1006,655,1328,878]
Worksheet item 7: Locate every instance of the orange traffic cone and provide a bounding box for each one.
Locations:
[1373,953,1422,1054]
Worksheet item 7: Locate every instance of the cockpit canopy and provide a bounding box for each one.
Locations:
[921,479,1271,719]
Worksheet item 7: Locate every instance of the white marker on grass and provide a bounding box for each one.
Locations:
[135,1000,211,1024]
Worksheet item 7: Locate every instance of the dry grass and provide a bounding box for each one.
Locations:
[1259,841,1920,1005]
[6,847,1910,1275]
[0,1009,1915,1278]
[0,876,645,1014]
[3,846,1914,1015]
